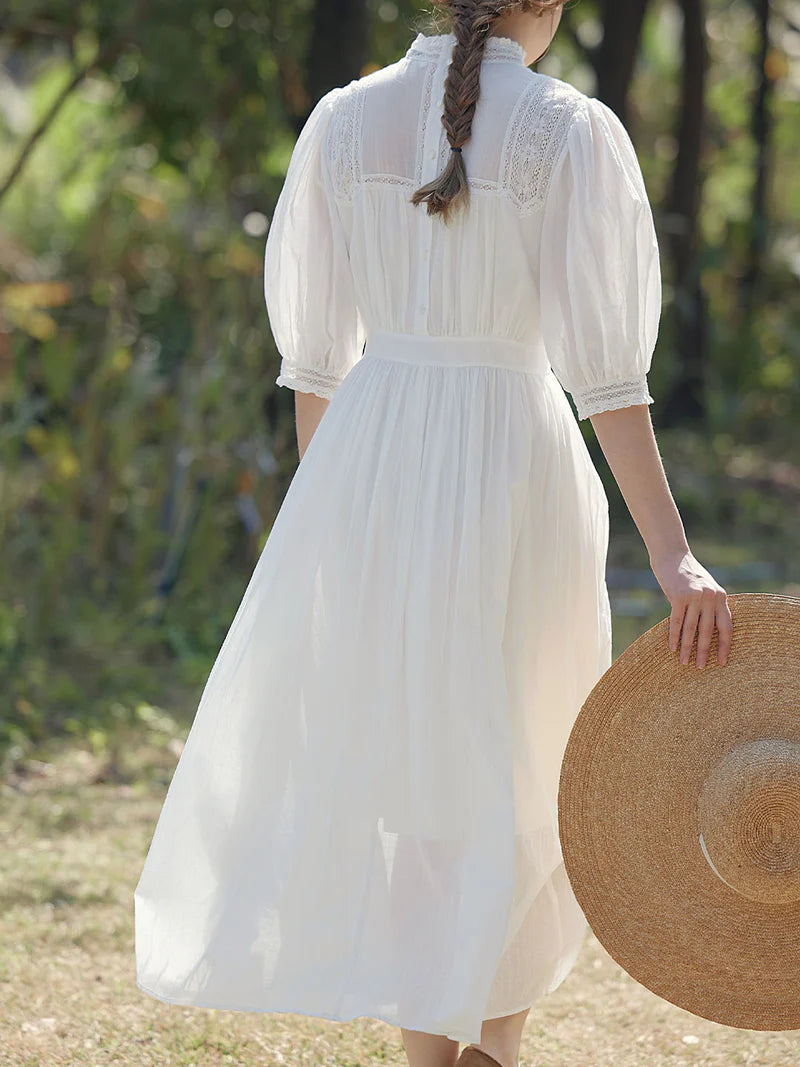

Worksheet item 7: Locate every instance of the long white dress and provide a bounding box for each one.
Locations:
[134,30,661,1045]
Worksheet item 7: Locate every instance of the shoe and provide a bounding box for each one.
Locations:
[455,1046,506,1067]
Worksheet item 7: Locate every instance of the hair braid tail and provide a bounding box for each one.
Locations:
[410,1,501,223]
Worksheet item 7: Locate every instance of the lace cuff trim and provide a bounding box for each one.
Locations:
[275,361,342,400]
[572,375,654,420]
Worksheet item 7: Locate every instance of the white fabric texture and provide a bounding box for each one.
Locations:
[134,30,662,1045]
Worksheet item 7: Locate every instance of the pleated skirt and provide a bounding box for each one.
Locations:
[134,330,612,1044]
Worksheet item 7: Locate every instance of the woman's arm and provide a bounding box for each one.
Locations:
[293,391,330,461]
[589,404,733,669]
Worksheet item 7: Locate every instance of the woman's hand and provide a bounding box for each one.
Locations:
[649,548,733,668]
[587,406,733,669]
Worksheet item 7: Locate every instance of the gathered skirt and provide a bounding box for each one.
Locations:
[134,330,612,1044]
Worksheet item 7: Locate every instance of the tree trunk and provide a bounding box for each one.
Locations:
[662,0,708,425]
[740,0,773,318]
[307,0,369,110]
[595,0,651,124]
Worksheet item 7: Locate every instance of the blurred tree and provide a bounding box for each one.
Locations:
[740,0,774,318]
[306,0,369,124]
[662,0,709,425]
[594,0,652,123]
[0,1,147,204]
[0,0,798,766]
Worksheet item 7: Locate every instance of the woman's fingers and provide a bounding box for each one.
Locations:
[669,587,732,668]
[694,588,718,668]
[668,601,686,654]
[715,591,733,666]
[657,551,731,668]
[679,597,701,665]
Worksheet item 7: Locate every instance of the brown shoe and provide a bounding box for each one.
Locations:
[455,1046,506,1067]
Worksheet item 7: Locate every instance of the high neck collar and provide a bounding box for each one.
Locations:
[407,31,528,67]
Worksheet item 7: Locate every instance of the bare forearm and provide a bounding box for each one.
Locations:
[588,403,732,668]
[588,404,689,564]
[293,391,330,460]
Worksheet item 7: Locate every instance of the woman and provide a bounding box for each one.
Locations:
[134,3,734,1066]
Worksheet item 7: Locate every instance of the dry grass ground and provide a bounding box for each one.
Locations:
[2,739,799,1067]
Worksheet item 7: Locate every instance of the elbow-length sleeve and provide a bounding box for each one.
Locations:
[539,95,662,420]
[264,87,364,400]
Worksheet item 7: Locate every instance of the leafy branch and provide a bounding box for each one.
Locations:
[0,2,149,207]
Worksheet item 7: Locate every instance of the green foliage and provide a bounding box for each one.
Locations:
[0,2,306,763]
[1,0,799,763]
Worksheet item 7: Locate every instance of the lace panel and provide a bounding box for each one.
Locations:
[363,173,499,196]
[571,375,654,420]
[480,36,527,64]
[327,83,365,202]
[407,32,527,66]
[467,177,500,193]
[414,58,439,187]
[363,173,415,189]
[500,78,582,215]
[276,360,342,400]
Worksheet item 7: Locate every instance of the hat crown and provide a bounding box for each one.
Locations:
[697,737,800,905]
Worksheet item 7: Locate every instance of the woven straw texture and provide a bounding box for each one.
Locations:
[558,591,800,1031]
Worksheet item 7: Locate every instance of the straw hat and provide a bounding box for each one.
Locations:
[558,591,800,1031]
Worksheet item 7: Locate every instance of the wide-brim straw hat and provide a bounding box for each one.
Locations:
[558,591,800,1031]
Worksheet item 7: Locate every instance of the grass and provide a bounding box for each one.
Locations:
[2,736,800,1067]
[3,427,800,1064]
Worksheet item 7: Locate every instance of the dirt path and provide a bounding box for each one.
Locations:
[2,743,798,1067]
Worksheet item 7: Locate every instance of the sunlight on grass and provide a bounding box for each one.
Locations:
[2,740,800,1065]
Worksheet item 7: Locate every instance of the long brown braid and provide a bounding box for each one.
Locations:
[410,1,566,224]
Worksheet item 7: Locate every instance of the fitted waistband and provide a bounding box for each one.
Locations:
[362,330,551,377]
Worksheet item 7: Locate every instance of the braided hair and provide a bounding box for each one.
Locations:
[410,1,566,224]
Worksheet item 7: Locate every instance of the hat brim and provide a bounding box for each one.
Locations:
[558,591,800,1031]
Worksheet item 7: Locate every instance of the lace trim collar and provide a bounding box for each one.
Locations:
[407,31,527,66]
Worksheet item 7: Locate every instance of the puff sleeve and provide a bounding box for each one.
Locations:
[539,95,662,420]
[264,87,364,400]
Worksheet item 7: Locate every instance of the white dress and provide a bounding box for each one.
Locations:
[134,30,661,1045]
